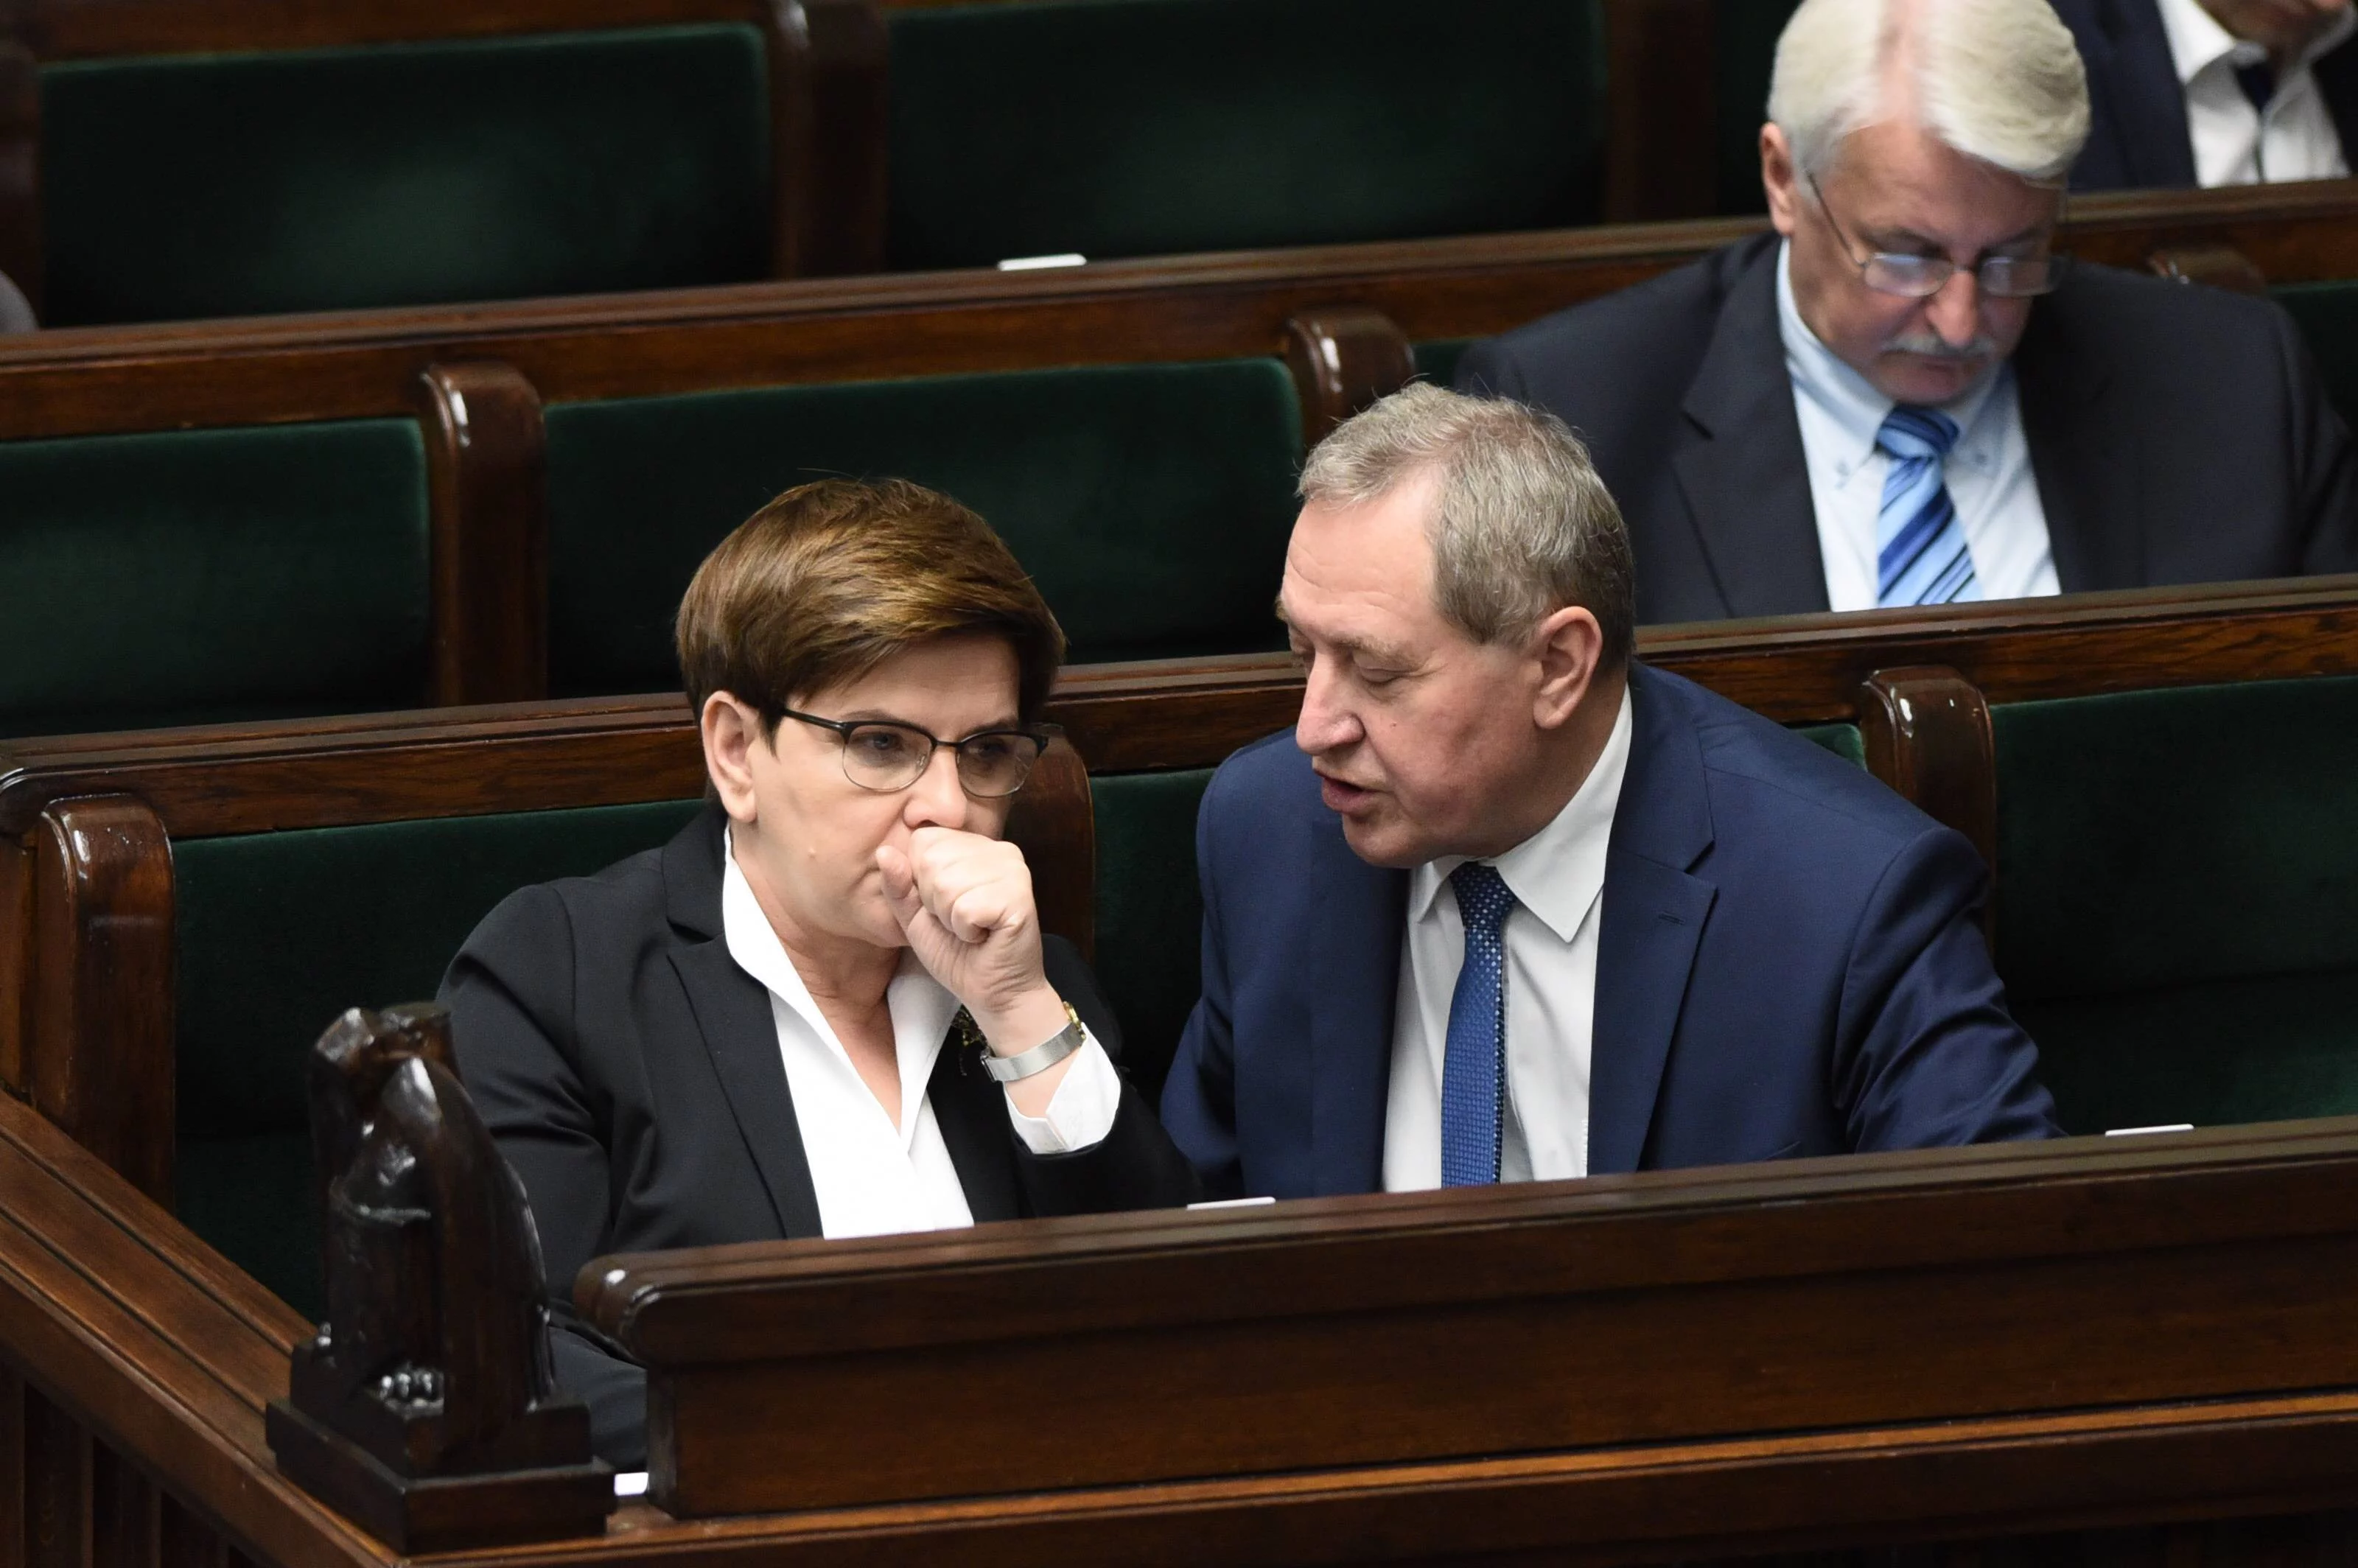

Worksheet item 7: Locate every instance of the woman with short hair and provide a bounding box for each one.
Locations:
[443,478,1199,1467]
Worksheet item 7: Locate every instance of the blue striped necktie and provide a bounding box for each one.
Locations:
[1441,862,1516,1186]
[1875,405,1979,607]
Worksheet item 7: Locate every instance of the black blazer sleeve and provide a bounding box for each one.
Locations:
[440,883,653,1467]
[1016,937,1203,1214]
[2278,304,2358,577]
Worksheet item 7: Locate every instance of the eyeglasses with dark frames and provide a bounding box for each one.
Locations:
[1806,175,2069,300]
[774,706,1054,798]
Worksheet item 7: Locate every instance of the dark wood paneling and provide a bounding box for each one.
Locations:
[89,1448,156,1568]
[0,42,36,320]
[769,0,889,278]
[1,184,2352,441]
[1281,309,1417,445]
[4,0,805,59]
[1602,0,1717,223]
[0,842,27,1097]
[414,363,550,707]
[0,1371,20,1568]
[1858,665,2000,942]
[1002,734,1094,963]
[594,1120,2358,1518]
[19,1392,85,1568]
[28,798,173,1206]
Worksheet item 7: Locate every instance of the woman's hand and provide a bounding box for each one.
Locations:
[875,827,1068,1055]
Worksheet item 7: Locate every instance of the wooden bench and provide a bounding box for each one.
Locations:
[0,184,2352,737]
[4,576,2354,1319]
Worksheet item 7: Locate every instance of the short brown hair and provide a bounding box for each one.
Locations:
[676,479,1065,729]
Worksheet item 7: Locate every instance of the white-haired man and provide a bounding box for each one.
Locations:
[1458,0,2358,625]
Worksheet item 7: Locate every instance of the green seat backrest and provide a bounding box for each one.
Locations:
[543,358,1305,693]
[1995,677,2358,1135]
[2271,281,2358,433]
[173,800,704,1318]
[1090,722,1866,1103]
[1414,340,1474,391]
[0,420,430,737]
[1713,0,1801,215]
[41,24,769,325]
[884,0,1603,270]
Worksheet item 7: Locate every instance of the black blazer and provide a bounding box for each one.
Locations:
[2053,0,2358,191]
[439,803,1200,1467]
[1455,233,2358,625]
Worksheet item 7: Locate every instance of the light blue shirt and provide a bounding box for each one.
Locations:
[1776,240,2059,611]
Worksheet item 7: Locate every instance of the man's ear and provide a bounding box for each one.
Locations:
[1762,122,1801,237]
[1530,606,1606,732]
[699,692,766,825]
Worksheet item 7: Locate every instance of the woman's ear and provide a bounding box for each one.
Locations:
[699,692,765,824]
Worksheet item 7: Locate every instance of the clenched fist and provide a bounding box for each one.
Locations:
[875,826,1069,1057]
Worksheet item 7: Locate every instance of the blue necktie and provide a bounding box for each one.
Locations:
[1875,405,1979,607]
[1441,862,1516,1186]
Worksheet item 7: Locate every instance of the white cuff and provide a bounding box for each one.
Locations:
[1004,1030,1122,1152]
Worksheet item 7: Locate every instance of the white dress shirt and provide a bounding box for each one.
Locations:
[719,831,1122,1239]
[2158,0,2354,186]
[1381,687,1632,1191]
[1777,241,2060,612]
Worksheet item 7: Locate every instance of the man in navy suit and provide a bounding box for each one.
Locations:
[1159,384,2057,1200]
[2056,0,2358,190]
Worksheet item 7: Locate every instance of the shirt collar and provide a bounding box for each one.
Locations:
[1408,683,1634,942]
[720,827,962,1065]
[2158,0,2355,82]
[1776,238,2006,465]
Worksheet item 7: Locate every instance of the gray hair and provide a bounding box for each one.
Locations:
[1768,0,2091,185]
[1298,383,1635,668]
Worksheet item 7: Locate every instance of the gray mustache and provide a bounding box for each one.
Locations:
[1883,330,2000,361]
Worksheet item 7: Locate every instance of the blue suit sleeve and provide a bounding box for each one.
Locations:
[1833,826,2062,1150]
[1158,768,1246,1199]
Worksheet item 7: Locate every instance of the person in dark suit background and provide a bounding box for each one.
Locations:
[1159,384,2057,1203]
[2057,0,2357,189]
[443,479,1197,1468]
[1456,0,2358,627]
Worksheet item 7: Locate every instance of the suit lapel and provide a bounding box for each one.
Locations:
[1671,239,1833,619]
[1588,669,1719,1175]
[2015,287,2140,592]
[2096,0,2199,187]
[662,806,825,1239]
[925,1032,1024,1222]
[1309,813,1410,1196]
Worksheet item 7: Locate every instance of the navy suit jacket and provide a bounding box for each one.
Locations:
[1456,234,2358,626]
[1160,664,2060,1200]
[2054,0,2358,191]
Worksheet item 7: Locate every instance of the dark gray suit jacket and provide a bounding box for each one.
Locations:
[1456,233,2358,625]
[440,803,1200,1467]
[2052,0,2358,191]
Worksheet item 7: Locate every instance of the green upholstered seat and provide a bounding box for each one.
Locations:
[1088,721,1867,1103]
[884,0,1603,270]
[2271,282,2358,433]
[1995,677,2358,1135]
[543,358,1305,694]
[40,24,769,325]
[1713,0,1801,215]
[0,420,430,738]
[173,799,704,1318]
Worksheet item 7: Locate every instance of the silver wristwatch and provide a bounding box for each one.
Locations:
[981,1005,1086,1082]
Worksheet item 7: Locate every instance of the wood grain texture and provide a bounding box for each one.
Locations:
[415,362,550,706]
[29,797,172,1207]
[1281,309,1417,445]
[0,842,27,1098]
[1858,665,1999,942]
[19,1391,85,1568]
[0,41,35,321]
[592,1119,2358,1516]
[769,0,889,278]
[0,184,2353,441]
